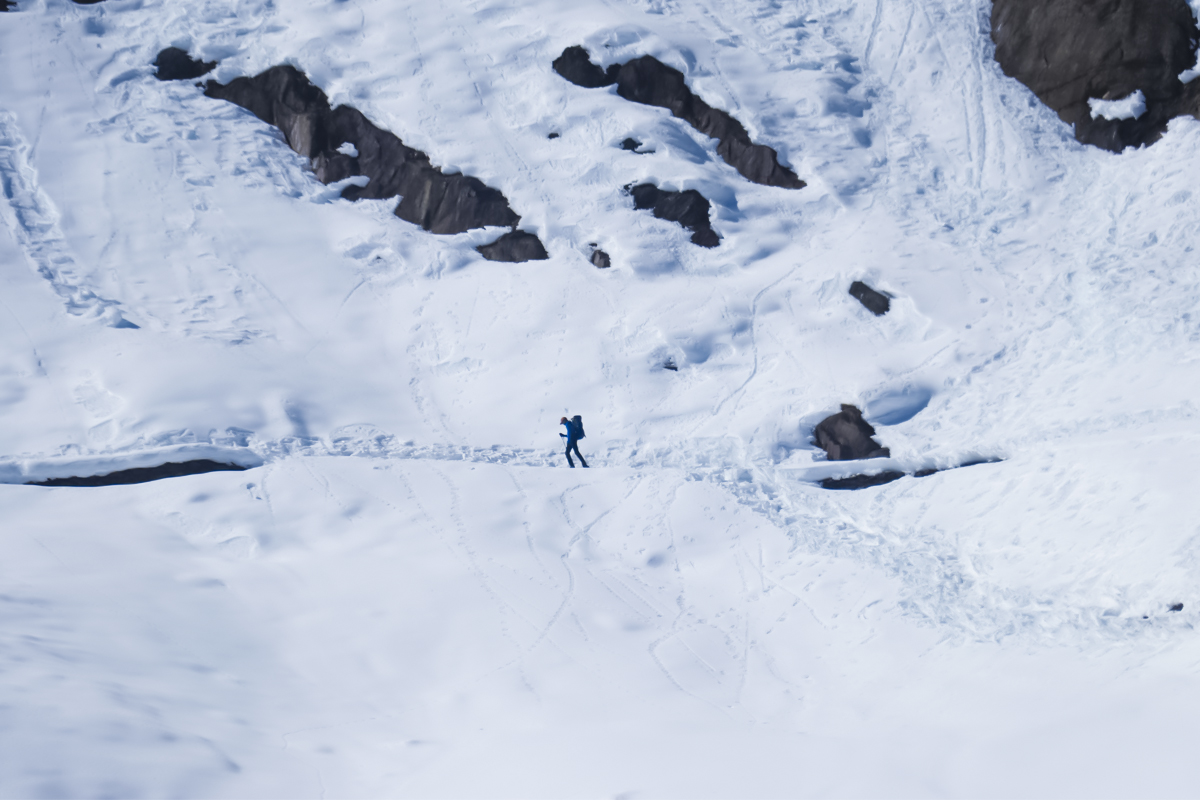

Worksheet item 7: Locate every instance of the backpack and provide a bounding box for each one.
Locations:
[571,415,585,439]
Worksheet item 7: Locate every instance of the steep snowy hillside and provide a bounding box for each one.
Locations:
[3,0,1200,796]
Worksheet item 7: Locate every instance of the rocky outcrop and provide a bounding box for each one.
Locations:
[201,64,545,259]
[475,230,548,262]
[627,183,720,247]
[813,404,890,461]
[991,0,1200,151]
[589,248,611,268]
[153,47,216,82]
[0,1,14,12]
[554,47,804,188]
[849,280,890,316]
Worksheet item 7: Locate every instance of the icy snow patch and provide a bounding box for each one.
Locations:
[1088,90,1147,121]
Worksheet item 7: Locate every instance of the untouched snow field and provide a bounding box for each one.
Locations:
[3,0,1200,796]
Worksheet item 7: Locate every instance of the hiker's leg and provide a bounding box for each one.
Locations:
[565,443,575,467]
[572,442,588,468]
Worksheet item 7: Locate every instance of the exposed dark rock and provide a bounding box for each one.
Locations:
[552,45,620,88]
[73,0,104,3]
[824,456,1001,490]
[555,47,804,188]
[621,137,642,151]
[1170,602,1185,611]
[547,132,560,139]
[991,0,1200,151]
[813,404,890,461]
[627,182,720,247]
[203,65,546,257]
[663,357,678,371]
[0,1,14,11]
[29,460,248,487]
[590,248,611,269]
[153,47,217,82]
[849,280,890,316]
[476,230,549,262]
[821,471,905,490]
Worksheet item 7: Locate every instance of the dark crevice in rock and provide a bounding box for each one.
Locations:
[28,460,248,487]
[153,47,216,82]
[821,471,905,490]
[626,182,720,247]
[555,46,804,188]
[200,64,545,260]
[813,404,890,461]
[991,0,1200,151]
[820,458,1002,490]
[475,230,548,262]
[849,280,890,316]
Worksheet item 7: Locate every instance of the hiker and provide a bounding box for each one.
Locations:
[560,414,589,468]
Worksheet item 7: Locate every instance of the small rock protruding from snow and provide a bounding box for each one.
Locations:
[587,244,611,269]
[555,46,804,188]
[621,137,642,151]
[849,280,891,316]
[813,404,890,461]
[476,230,549,262]
[1169,602,1185,611]
[547,132,560,139]
[626,183,720,248]
[152,48,217,82]
[662,357,679,371]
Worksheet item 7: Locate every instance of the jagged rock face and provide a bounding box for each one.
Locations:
[0,1,14,12]
[590,249,611,268]
[813,404,890,461]
[554,47,804,189]
[204,65,537,254]
[475,230,549,262]
[627,183,720,247]
[849,280,890,316]
[153,48,217,82]
[992,0,1200,151]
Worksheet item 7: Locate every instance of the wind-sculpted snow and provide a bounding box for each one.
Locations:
[991,0,1200,151]
[555,46,805,189]
[203,64,546,259]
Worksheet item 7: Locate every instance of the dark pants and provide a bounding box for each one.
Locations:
[565,439,588,468]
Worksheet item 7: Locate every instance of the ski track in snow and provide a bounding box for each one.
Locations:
[5,426,1194,650]
[0,112,133,327]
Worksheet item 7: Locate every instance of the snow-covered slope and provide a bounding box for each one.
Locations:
[3,0,1200,796]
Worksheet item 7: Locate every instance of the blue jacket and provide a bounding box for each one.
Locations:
[561,419,579,442]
